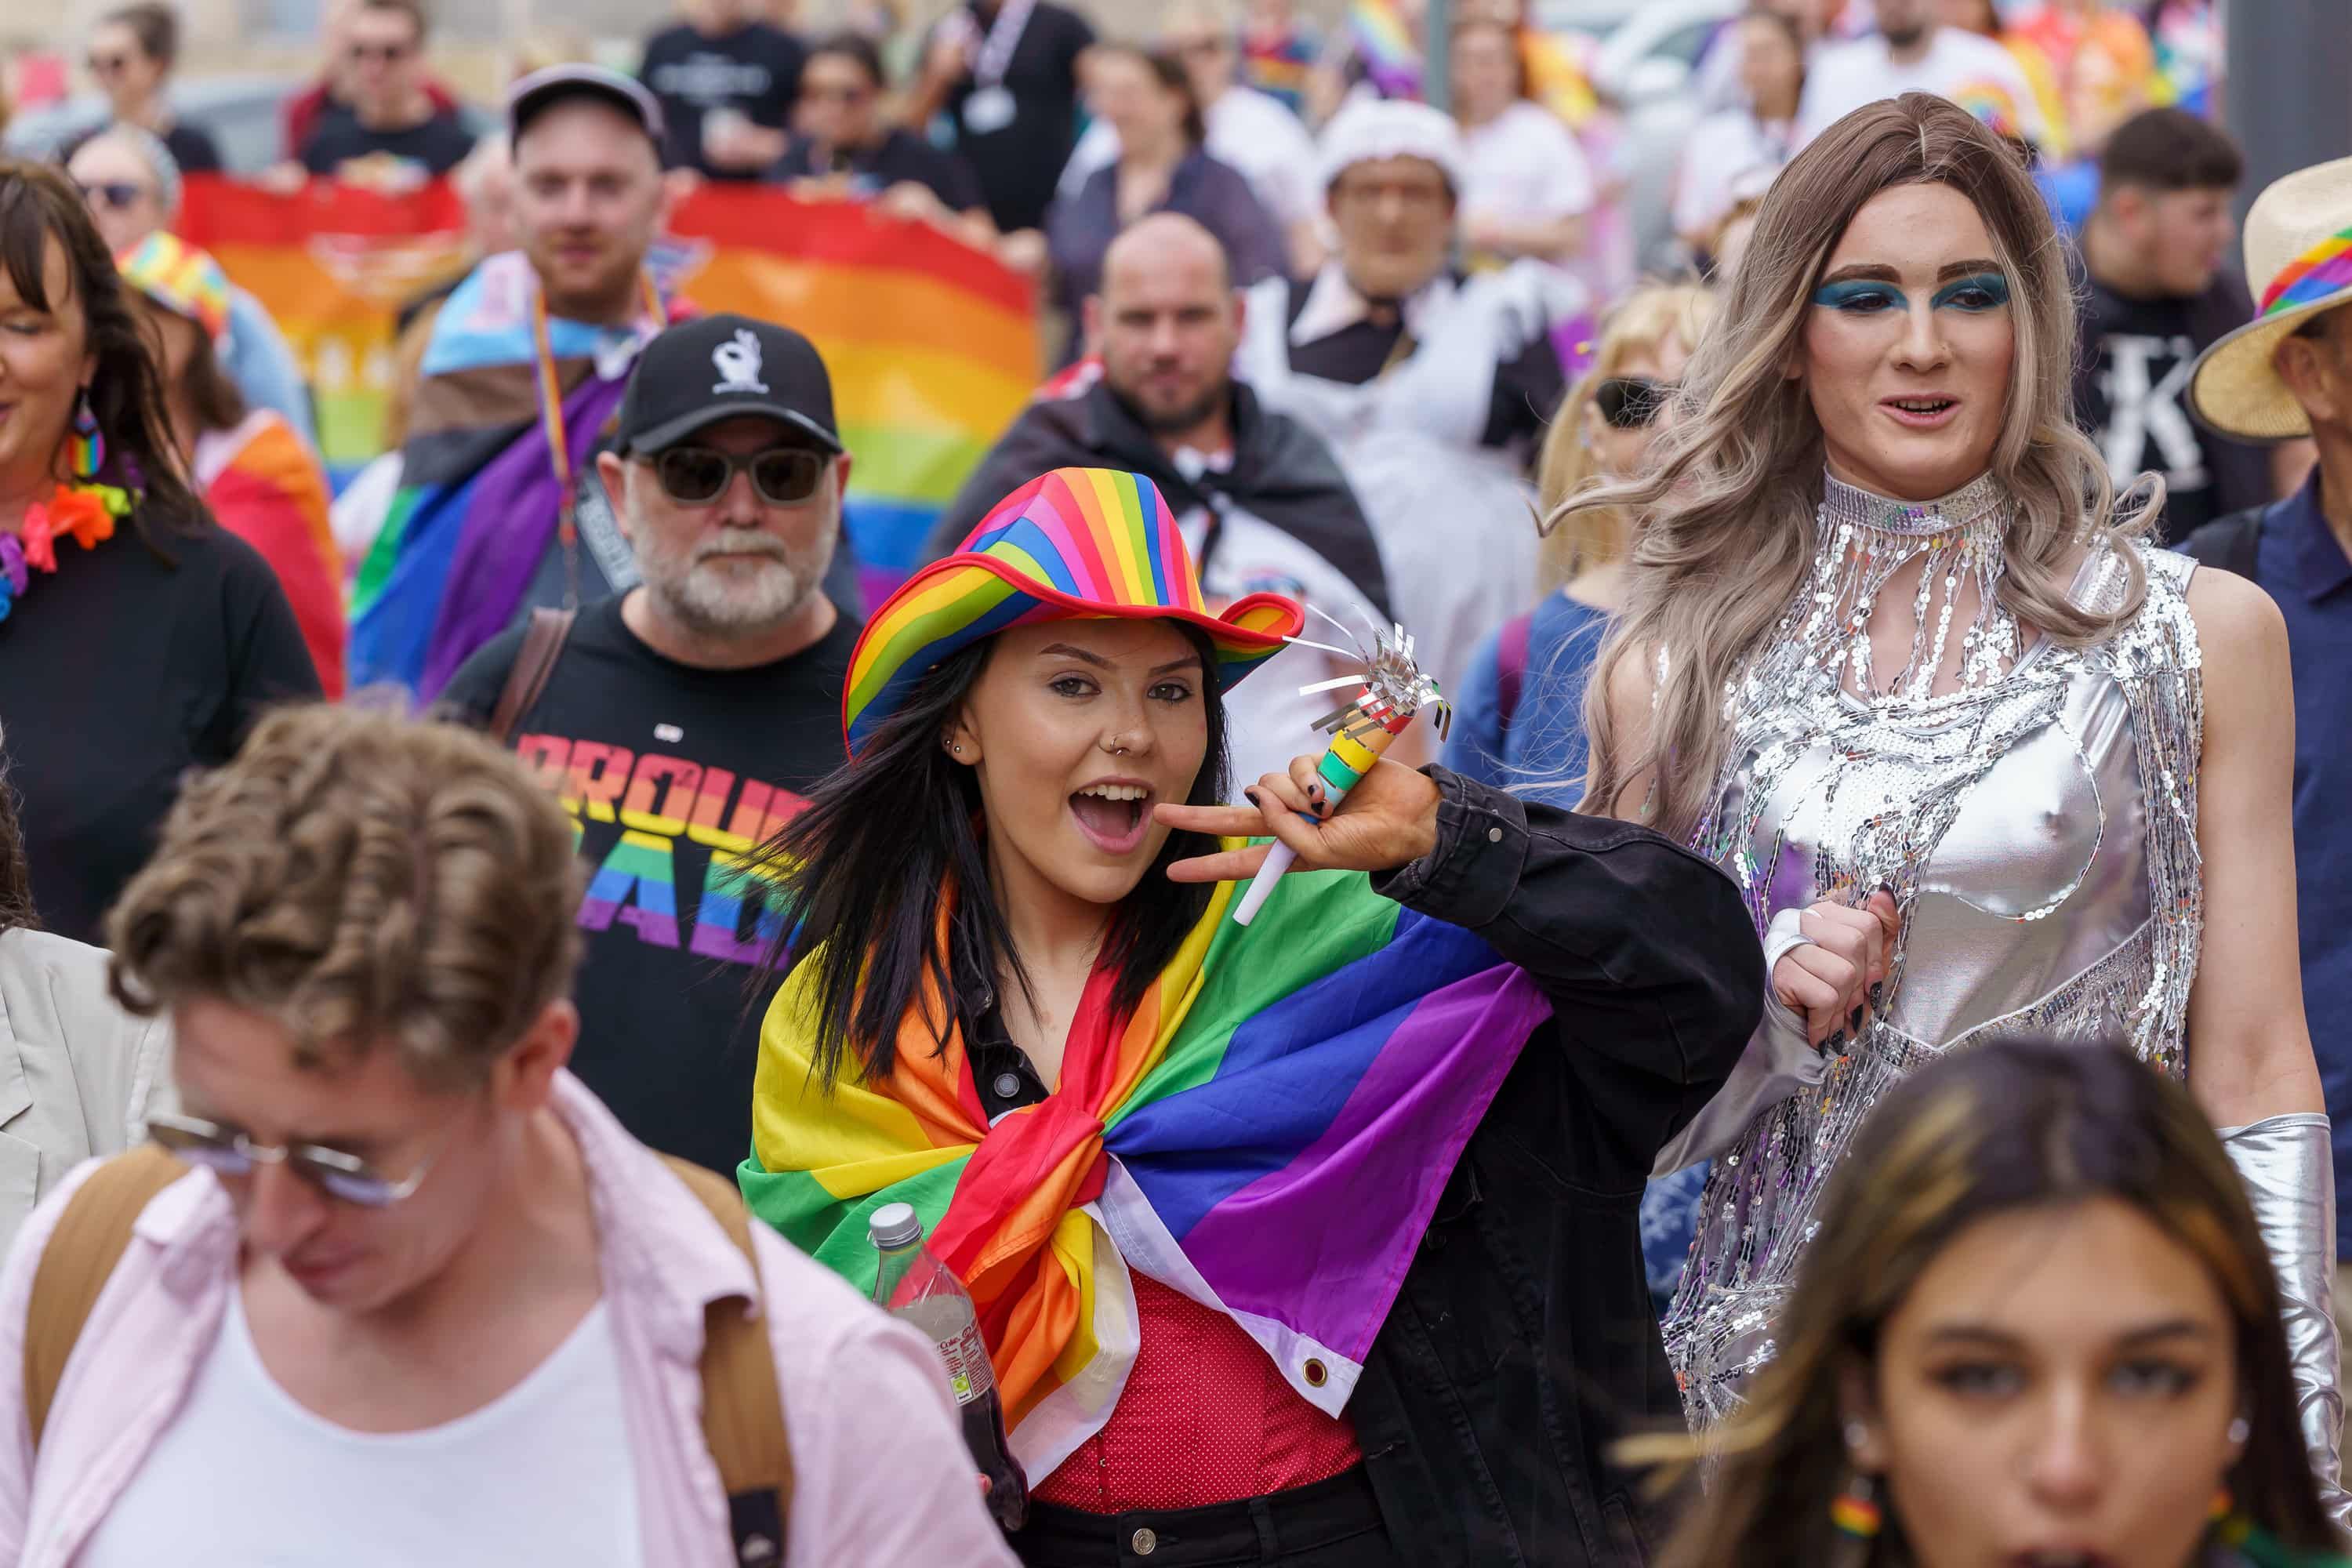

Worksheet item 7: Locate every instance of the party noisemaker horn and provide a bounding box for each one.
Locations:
[1232,615,1450,927]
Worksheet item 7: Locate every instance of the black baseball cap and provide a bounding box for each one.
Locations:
[507,64,667,147]
[615,314,845,457]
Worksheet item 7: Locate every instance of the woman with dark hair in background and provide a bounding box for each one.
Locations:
[1044,45,1284,351]
[81,3,220,176]
[1634,1037,2347,1568]
[0,159,318,944]
[1672,9,1805,260]
[1450,16,1595,270]
[116,232,344,696]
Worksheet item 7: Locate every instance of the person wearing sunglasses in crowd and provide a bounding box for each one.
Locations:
[437,314,858,1181]
[0,704,1016,1568]
[62,126,318,450]
[294,0,477,187]
[80,4,220,177]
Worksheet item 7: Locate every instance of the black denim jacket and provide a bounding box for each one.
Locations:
[964,770,1763,1563]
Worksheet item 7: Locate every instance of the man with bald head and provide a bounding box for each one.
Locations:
[929,212,1390,783]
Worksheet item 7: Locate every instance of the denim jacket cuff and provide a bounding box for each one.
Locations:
[1370,767,1529,931]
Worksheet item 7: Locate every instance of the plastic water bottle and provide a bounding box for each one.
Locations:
[868,1203,1029,1530]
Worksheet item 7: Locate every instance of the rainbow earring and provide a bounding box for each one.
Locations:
[70,390,103,482]
[1831,1475,1882,1541]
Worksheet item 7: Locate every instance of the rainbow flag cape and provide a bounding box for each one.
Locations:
[743,865,1550,1479]
[346,250,676,696]
[175,177,1040,639]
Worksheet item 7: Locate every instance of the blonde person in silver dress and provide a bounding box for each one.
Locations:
[1564,93,2344,1519]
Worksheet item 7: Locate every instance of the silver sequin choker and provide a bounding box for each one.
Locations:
[1787,469,2024,709]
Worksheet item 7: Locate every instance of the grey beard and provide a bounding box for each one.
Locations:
[636,529,836,642]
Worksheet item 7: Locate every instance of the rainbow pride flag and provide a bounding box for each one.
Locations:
[1346,0,1421,97]
[176,176,1040,622]
[744,866,1549,1479]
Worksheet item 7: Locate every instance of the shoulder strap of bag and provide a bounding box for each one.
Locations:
[2182,506,2267,581]
[659,1154,795,1568]
[486,607,579,746]
[24,1144,190,1449]
[1495,610,1534,741]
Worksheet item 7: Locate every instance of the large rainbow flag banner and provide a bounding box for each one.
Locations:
[743,865,1551,1478]
[176,175,1039,608]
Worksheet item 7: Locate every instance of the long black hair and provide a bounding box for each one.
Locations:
[0,158,209,543]
[756,622,1230,1088]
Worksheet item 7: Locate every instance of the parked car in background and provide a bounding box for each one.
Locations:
[4,78,494,176]
[5,77,299,172]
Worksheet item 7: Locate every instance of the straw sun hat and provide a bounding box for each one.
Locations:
[2187,154,2352,443]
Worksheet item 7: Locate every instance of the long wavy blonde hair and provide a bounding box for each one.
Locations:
[1535,282,1718,591]
[1567,94,2151,839]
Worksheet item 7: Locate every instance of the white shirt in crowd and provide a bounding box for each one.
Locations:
[1672,109,1795,240]
[83,1294,644,1567]
[1165,455,1387,791]
[1457,100,1596,232]
[1794,24,2045,147]
[1061,84,1323,232]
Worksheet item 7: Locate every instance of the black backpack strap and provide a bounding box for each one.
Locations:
[2180,505,2268,580]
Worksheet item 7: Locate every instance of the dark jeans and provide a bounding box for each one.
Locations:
[1007,1468,1399,1567]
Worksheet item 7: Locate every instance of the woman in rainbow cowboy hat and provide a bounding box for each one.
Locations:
[739,466,1762,1566]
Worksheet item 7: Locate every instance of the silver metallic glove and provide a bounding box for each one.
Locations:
[2219,1112,2350,1527]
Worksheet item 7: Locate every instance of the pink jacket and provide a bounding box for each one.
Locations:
[0,1071,1019,1568]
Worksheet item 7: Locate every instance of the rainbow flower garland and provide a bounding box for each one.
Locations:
[0,481,132,623]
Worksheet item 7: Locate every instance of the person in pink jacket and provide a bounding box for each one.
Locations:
[0,704,1017,1568]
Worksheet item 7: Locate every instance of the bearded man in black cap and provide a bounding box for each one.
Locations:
[441,314,859,1177]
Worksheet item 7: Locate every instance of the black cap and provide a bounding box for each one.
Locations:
[615,314,844,457]
[507,64,666,147]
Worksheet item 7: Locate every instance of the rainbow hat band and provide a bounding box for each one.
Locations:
[843,467,1303,757]
[115,231,232,343]
[2190,154,2352,442]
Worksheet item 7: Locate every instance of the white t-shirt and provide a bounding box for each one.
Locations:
[1167,458,1387,790]
[1061,84,1322,232]
[1671,109,1794,240]
[82,1293,642,1566]
[1457,100,1596,227]
[1794,26,2045,147]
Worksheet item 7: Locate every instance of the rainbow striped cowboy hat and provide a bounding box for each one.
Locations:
[2189,155,2352,442]
[115,231,232,343]
[843,467,1303,757]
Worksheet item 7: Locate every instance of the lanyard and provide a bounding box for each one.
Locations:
[529,269,666,608]
[970,0,1036,86]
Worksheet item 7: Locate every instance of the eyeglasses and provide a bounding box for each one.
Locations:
[85,52,133,75]
[347,40,416,64]
[648,445,829,506]
[76,180,151,212]
[1593,376,1677,430]
[147,1112,454,1208]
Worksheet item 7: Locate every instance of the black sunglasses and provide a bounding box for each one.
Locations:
[648,445,828,506]
[1593,376,1675,430]
[76,180,150,211]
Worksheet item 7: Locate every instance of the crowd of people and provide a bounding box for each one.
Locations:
[0,0,2345,1564]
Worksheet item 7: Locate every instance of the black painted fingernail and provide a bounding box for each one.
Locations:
[1849,1005,1865,1033]
[1869,982,1886,1011]
[1824,1030,1846,1054]
[1244,787,1261,804]
[1877,882,1895,896]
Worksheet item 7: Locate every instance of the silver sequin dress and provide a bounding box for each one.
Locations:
[1661,472,2205,1426]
